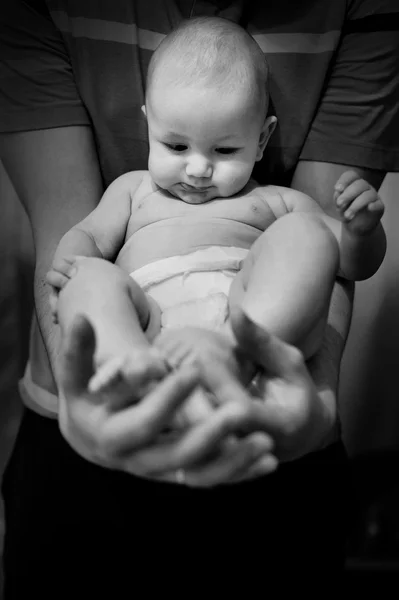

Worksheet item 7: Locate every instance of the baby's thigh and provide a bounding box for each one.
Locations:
[227,247,257,315]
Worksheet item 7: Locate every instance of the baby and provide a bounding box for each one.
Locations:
[49,17,386,426]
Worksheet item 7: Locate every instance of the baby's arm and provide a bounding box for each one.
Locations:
[333,170,386,279]
[47,169,148,320]
[48,170,147,288]
[47,171,167,386]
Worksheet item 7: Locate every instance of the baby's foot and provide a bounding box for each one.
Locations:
[88,349,168,401]
[154,326,254,428]
[153,329,216,428]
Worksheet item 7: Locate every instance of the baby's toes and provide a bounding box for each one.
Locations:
[88,356,126,394]
[163,340,196,370]
[120,350,168,396]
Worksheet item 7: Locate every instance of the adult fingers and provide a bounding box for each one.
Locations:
[181,432,278,487]
[118,400,275,475]
[95,365,201,458]
[201,362,253,407]
[231,452,279,483]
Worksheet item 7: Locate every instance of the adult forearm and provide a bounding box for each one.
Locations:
[35,253,64,373]
[0,127,104,377]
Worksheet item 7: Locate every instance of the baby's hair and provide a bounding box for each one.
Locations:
[146,16,269,118]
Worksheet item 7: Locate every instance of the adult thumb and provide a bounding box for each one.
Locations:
[57,314,96,395]
[231,308,303,379]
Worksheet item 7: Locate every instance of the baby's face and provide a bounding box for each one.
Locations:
[146,84,268,204]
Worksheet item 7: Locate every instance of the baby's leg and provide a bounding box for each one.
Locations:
[56,257,213,426]
[56,257,166,391]
[229,212,340,359]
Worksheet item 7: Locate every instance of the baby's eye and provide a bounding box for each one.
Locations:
[164,143,187,152]
[216,147,240,155]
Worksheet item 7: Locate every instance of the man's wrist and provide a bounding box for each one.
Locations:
[317,395,341,450]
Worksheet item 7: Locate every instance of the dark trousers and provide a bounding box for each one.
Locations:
[2,408,352,598]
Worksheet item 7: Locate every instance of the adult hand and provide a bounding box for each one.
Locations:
[153,324,256,428]
[56,314,278,485]
[227,309,338,462]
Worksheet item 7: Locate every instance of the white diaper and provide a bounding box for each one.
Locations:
[130,246,248,332]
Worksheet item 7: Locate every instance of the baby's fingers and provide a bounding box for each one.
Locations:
[341,189,379,221]
[46,269,70,290]
[336,178,371,209]
[52,255,79,275]
[334,169,361,196]
[368,197,385,214]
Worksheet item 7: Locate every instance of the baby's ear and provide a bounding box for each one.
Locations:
[256,116,277,162]
[141,105,147,118]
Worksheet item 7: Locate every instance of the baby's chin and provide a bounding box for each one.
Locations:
[168,184,220,205]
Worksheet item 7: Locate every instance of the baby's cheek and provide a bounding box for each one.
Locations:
[219,161,252,195]
[150,153,179,187]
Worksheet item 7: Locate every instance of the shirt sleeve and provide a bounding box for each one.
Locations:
[300,1,399,172]
[0,0,90,133]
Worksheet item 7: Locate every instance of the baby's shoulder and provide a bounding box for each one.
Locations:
[127,171,160,206]
[112,170,150,197]
[107,170,161,210]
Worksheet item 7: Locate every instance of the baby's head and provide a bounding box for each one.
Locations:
[143,17,276,204]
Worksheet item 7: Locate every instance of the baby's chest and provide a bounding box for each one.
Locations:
[126,189,276,237]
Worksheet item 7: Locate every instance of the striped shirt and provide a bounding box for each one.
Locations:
[2,0,399,188]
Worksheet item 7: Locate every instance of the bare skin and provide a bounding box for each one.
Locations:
[50,167,383,430]
[116,173,277,271]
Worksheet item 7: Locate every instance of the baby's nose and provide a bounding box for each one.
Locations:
[185,156,212,179]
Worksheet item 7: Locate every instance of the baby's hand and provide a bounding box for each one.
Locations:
[46,255,82,323]
[334,170,384,235]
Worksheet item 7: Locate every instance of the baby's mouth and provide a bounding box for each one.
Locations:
[180,183,212,193]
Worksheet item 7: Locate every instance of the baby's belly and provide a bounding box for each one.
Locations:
[116,217,261,273]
